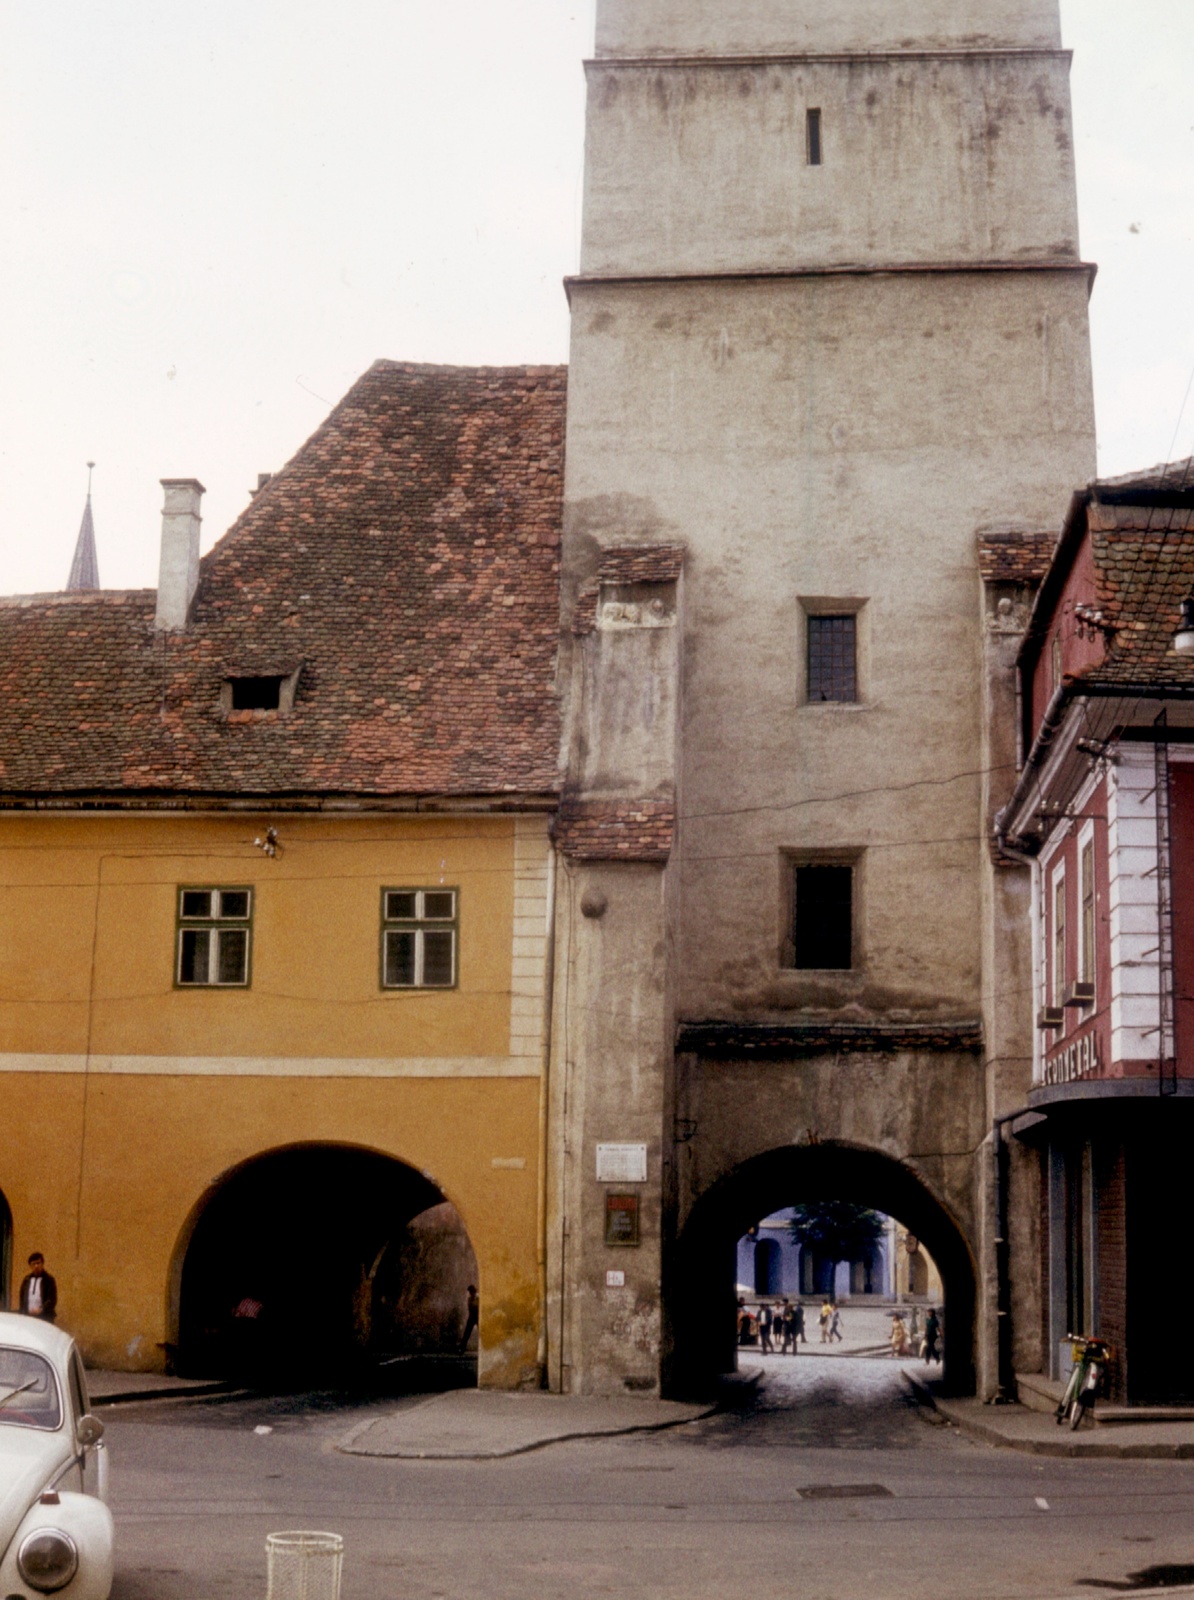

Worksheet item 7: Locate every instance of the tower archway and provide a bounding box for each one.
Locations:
[666,1142,976,1397]
[169,1143,478,1383]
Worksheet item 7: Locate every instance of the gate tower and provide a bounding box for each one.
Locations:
[551,0,1097,1396]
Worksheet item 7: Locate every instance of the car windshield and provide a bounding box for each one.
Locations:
[0,1348,62,1430]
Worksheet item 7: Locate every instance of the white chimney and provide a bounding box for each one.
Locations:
[155,478,205,630]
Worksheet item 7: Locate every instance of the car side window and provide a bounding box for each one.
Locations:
[69,1352,88,1423]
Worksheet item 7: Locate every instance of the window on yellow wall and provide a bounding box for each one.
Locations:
[176,887,252,986]
[381,889,457,989]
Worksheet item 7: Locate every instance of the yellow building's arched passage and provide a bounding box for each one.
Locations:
[168,1142,478,1383]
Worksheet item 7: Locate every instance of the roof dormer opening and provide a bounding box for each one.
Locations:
[223,666,301,717]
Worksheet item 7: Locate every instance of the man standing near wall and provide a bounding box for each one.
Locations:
[18,1253,57,1323]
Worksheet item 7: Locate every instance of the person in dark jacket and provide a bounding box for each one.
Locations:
[922,1306,942,1364]
[18,1253,57,1323]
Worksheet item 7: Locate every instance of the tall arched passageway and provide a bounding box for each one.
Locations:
[170,1143,479,1383]
[666,1142,976,1398]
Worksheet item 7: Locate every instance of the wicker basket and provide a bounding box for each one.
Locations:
[265,1531,344,1600]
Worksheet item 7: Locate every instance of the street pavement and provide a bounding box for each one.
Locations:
[100,1354,1194,1600]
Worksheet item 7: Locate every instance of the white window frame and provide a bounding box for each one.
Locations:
[381,888,458,990]
[1077,821,1096,1002]
[1052,863,1067,1015]
[176,887,252,988]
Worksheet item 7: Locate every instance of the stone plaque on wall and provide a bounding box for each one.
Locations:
[596,1142,648,1183]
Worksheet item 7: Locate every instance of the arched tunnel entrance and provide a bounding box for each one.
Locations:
[665,1143,977,1398]
[171,1144,479,1383]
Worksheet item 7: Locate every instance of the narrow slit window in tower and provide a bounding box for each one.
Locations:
[807,108,822,167]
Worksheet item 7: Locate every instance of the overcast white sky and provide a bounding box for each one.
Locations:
[1,1,1192,597]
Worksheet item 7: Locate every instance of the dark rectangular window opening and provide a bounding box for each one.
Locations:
[230,675,284,711]
[793,864,853,970]
[807,614,857,702]
[807,108,822,166]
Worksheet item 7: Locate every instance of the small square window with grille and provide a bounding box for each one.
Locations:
[792,864,853,970]
[177,887,252,987]
[381,888,458,989]
[807,614,857,702]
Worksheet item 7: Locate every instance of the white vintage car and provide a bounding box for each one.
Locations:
[0,1313,112,1599]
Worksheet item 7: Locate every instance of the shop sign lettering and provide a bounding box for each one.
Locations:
[1043,1029,1102,1086]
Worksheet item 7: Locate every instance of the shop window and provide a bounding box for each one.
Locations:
[381,889,458,989]
[1065,1141,1096,1337]
[177,887,252,987]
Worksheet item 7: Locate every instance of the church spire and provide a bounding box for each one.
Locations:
[66,462,100,592]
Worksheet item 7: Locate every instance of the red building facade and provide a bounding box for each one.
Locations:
[999,460,1194,1404]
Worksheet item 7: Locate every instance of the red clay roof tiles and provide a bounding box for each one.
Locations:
[0,362,566,802]
[977,530,1057,586]
[553,798,675,862]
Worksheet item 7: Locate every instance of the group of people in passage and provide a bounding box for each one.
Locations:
[737,1295,846,1351]
[738,1292,943,1364]
[890,1305,941,1363]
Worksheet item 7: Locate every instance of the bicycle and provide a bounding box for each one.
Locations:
[1055,1335,1112,1429]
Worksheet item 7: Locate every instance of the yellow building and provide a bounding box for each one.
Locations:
[0,361,567,1385]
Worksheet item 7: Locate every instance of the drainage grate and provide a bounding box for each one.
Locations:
[797,1483,893,1501]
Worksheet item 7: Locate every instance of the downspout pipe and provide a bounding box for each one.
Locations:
[535,843,558,1387]
[991,1111,1016,1404]
[988,829,1039,1403]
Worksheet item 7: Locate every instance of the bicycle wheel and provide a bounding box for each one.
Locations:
[1069,1395,1086,1430]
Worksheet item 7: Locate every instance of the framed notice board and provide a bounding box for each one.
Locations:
[604,1190,640,1247]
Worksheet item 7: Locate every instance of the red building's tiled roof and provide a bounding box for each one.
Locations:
[1082,505,1194,687]
[0,362,566,803]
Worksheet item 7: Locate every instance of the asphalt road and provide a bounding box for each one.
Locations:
[103,1356,1194,1600]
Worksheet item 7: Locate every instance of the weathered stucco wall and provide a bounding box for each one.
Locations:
[581,56,1080,277]
[548,861,674,1395]
[596,0,1063,57]
[565,271,1095,1025]
[673,1053,983,1230]
[560,0,1094,1399]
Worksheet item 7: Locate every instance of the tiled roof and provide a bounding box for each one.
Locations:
[1094,457,1194,497]
[977,530,1056,586]
[553,798,675,861]
[0,362,566,802]
[572,543,686,635]
[1080,508,1194,688]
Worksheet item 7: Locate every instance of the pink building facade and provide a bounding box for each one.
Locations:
[999,461,1194,1404]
